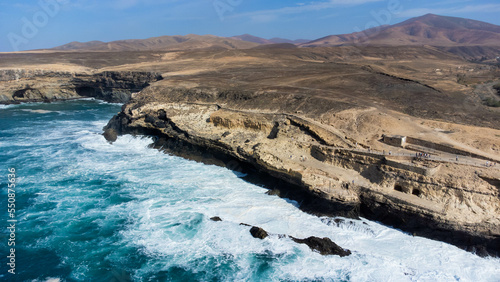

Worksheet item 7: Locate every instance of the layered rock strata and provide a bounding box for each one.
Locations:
[0,69,162,103]
[104,88,500,257]
[2,68,498,256]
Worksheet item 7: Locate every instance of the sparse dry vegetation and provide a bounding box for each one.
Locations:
[493,83,500,95]
[484,97,500,107]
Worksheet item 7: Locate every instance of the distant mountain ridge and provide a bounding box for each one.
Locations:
[230,34,274,44]
[52,34,260,51]
[51,14,500,52]
[302,14,500,47]
[230,34,310,45]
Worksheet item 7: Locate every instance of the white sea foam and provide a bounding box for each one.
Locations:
[6,103,500,281]
[110,147,500,281]
[98,100,124,106]
[81,97,124,106]
[21,109,56,114]
[0,104,14,109]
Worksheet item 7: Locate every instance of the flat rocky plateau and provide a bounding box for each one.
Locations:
[1,46,499,256]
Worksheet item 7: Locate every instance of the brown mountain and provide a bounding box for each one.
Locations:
[53,34,308,51]
[54,40,105,50]
[230,34,274,44]
[302,14,500,47]
[231,34,311,45]
[268,37,311,44]
[52,34,259,51]
[50,14,500,52]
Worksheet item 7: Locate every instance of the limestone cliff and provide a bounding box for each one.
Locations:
[1,67,498,257]
[104,86,500,257]
[0,69,162,103]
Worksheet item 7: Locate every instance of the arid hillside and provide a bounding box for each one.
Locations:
[51,34,260,52]
[2,36,500,255]
[303,14,500,47]
[2,45,499,129]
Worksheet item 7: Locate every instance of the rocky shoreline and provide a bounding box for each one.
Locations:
[2,68,498,257]
[0,69,162,104]
[210,217,352,257]
[103,88,500,257]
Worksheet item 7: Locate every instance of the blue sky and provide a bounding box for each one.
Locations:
[1,0,500,52]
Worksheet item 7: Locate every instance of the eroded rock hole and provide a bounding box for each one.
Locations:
[412,189,421,196]
[13,89,27,98]
[75,86,97,97]
[394,184,403,192]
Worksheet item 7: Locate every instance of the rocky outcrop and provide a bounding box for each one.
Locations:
[0,69,162,104]
[104,87,500,257]
[248,225,351,257]
[250,227,269,239]
[291,236,352,257]
[215,218,351,256]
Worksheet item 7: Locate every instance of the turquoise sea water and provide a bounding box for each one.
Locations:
[0,100,499,281]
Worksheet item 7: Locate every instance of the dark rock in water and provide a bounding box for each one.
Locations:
[292,236,351,257]
[467,245,489,258]
[210,216,223,222]
[265,189,281,196]
[334,218,345,225]
[250,226,269,239]
[243,224,350,256]
[240,223,251,227]
[103,128,118,143]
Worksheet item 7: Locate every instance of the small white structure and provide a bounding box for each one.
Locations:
[382,134,407,147]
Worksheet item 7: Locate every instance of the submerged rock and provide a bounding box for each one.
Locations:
[103,128,118,143]
[265,189,281,197]
[291,236,351,257]
[246,224,351,256]
[250,226,269,239]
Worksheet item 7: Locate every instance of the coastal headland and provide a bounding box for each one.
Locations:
[1,39,500,256]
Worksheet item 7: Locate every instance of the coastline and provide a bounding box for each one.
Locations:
[1,65,498,258]
[103,96,500,257]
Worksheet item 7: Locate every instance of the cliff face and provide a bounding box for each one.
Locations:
[104,87,500,257]
[1,61,498,257]
[0,69,162,104]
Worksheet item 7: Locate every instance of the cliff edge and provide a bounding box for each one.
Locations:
[104,85,500,257]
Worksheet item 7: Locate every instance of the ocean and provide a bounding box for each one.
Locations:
[0,99,499,281]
